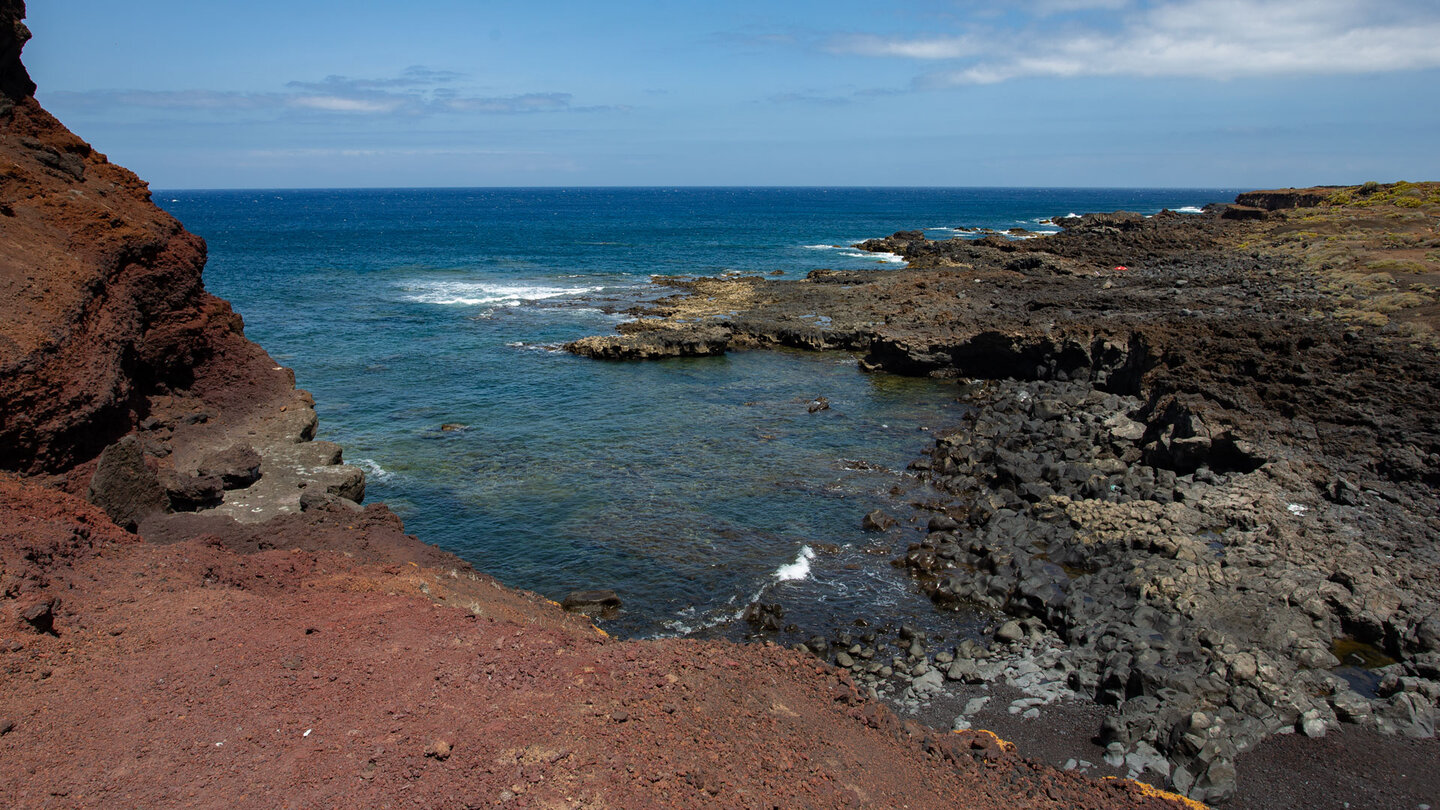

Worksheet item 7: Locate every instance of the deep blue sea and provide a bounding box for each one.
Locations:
[158,187,1235,640]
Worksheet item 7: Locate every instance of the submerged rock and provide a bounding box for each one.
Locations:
[561,589,622,615]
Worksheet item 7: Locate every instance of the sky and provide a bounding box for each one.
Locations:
[21,0,1440,189]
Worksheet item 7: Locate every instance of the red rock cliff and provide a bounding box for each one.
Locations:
[0,0,269,476]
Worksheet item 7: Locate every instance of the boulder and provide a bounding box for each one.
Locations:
[862,509,896,532]
[87,436,168,530]
[561,589,622,615]
[198,444,262,489]
[157,468,223,511]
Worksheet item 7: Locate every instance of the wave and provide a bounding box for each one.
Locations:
[773,545,817,582]
[1174,206,1205,214]
[398,279,602,306]
[657,544,819,636]
[353,457,395,483]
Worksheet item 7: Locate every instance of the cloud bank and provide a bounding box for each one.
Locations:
[828,0,1440,85]
[49,66,619,118]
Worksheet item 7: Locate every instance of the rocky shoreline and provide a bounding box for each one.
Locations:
[0,3,1208,807]
[566,185,1440,804]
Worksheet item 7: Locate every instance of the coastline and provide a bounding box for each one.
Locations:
[0,4,1204,807]
[565,187,1440,805]
[2,1,1437,804]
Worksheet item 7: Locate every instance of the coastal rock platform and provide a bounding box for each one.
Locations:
[568,184,1440,804]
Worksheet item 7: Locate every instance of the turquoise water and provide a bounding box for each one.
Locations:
[159,187,1234,639]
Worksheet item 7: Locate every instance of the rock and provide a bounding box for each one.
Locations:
[909,669,945,699]
[1233,188,1333,210]
[21,598,55,634]
[927,515,960,533]
[945,660,983,683]
[994,620,1024,643]
[1329,690,1373,724]
[1219,204,1269,221]
[807,397,830,413]
[0,718,13,735]
[1378,692,1436,739]
[87,436,168,531]
[439,423,468,432]
[1195,757,1238,804]
[1415,611,1440,654]
[424,739,452,760]
[157,468,223,511]
[1229,652,1258,682]
[322,464,366,503]
[835,651,855,668]
[560,589,622,615]
[861,509,895,532]
[198,444,262,490]
[741,602,785,632]
[298,489,363,513]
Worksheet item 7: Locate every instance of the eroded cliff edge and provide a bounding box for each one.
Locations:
[0,4,1200,808]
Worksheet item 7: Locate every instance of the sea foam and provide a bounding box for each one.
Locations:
[399,280,600,306]
[354,458,394,483]
[773,545,817,582]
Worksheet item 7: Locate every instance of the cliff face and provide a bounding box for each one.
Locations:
[0,0,261,475]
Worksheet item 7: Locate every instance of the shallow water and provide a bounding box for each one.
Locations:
[161,187,1234,639]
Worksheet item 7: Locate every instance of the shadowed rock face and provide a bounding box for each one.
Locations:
[0,0,249,475]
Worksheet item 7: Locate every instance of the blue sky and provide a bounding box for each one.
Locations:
[22,0,1440,189]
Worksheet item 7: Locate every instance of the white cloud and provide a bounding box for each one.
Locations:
[833,34,978,60]
[287,95,404,113]
[830,0,1440,84]
[46,68,617,118]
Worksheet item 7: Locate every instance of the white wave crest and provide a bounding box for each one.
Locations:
[774,545,817,582]
[354,457,394,483]
[1174,206,1205,214]
[399,279,601,306]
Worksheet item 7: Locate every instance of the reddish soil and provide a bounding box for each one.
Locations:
[0,479,1189,810]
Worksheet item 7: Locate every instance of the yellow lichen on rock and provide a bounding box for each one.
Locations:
[1103,776,1209,809]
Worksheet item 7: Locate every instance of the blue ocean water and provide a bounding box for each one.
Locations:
[159,187,1235,639]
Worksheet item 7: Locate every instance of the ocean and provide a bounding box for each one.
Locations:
[158,187,1235,641]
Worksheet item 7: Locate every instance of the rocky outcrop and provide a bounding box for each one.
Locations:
[0,2,255,476]
[1234,187,1336,211]
[0,0,365,526]
[568,184,1440,802]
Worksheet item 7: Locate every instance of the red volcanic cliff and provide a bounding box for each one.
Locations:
[0,3,288,478]
[0,3,1194,807]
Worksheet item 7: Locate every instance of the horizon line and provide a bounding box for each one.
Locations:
[151,183,1262,194]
